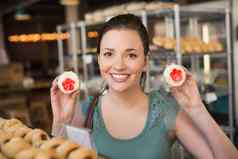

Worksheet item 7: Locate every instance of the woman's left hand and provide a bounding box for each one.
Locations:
[171,71,205,114]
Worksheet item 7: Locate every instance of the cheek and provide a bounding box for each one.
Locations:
[99,61,111,76]
[128,61,146,74]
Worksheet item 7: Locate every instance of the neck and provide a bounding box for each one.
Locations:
[107,86,146,108]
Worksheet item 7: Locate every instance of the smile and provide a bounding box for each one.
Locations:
[111,73,130,82]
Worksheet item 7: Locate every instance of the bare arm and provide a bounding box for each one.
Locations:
[176,111,214,159]
[50,79,84,137]
[51,101,85,137]
[186,104,238,159]
[171,72,238,159]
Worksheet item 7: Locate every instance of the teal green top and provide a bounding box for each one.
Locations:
[82,89,179,159]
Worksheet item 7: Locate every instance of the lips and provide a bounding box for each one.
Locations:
[110,73,130,82]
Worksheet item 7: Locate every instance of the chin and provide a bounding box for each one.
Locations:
[109,82,138,93]
[111,86,129,92]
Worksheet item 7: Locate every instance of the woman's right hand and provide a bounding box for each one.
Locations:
[50,78,80,124]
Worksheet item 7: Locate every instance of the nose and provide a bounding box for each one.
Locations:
[113,56,126,71]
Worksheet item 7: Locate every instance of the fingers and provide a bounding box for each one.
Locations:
[70,90,80,99]
[51,78,59,95]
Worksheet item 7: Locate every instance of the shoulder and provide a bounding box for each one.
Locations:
[149,88,180,131]
[149,88,178,107]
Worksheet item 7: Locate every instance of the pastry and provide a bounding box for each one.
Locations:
[182,41,193,54]
[201,42,209,53]
[85,13,93,22]
[24,129,49,147]
[56,140,80,158]
[0,118,6,129]
[104,5,125,16]
[3,119,23,131]
[1,137,31,158]
[211,41,223,52]
[0,132,13,146]
[207,43,215,52]
[126,2,145,12]
[152,36,165,47]
[35,149,63,159]
[32,130,49,148]
[15,147,39,159]
[163,64,186,87]
[40,137,65,151]
[145,2,175,10]
[4,123,25,134]
[193,42,202,53]
[164,38,175,50]
[57,71,80,94]
[0,152,7,159]
[92,10,104,23]
[14,127,32,138]
[68,147,97,159]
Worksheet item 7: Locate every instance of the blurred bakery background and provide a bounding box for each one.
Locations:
[0,0,238,157]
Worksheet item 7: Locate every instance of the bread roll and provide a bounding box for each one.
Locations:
[207,43,215,52]
[35,150,63,159]
[193,42,202,53]
[211,41,223,52]
[152,36,165,47]
[126,2,145,11]
[0,118,6,129]
[182,42,193,53]
[68,148,97,159]
[15,147,39,159]
[164,38,175,50]
[145,2,175,10]
[32,130,49,148]
[56,140,80,158]
[40,137,65,151]
[1,137,31,158]
[0,152,7,159]
[3,119,23,131]
[0,132,13,146]
[24,129,49,147]
[201,42,209,53]
[14,127,32,138]
[4,123,25,134]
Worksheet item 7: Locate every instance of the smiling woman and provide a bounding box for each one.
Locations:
[51,14,238,159]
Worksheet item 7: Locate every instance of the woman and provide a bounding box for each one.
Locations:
[51,14,238,159]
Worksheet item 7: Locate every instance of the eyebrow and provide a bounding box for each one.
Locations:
[102,48,137,52]
[125,48,137,52]
[103,48,114,52]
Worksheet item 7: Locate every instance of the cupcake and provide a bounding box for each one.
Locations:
[57,71,80,94]
[163,64,186,87]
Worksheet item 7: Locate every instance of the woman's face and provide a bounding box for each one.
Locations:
[98,29,146,92]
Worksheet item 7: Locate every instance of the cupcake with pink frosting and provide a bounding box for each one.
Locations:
[163,64,186,87]
[57,71,80,94]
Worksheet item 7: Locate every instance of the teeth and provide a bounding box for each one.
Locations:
[111,74,129,82]
[112,74,128,78]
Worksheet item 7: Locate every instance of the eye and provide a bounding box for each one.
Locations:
[128,53,137,59]
[103,52,113,57]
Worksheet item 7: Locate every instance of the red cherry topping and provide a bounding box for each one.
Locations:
[170,68,182,81]
[62,78,75,91]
